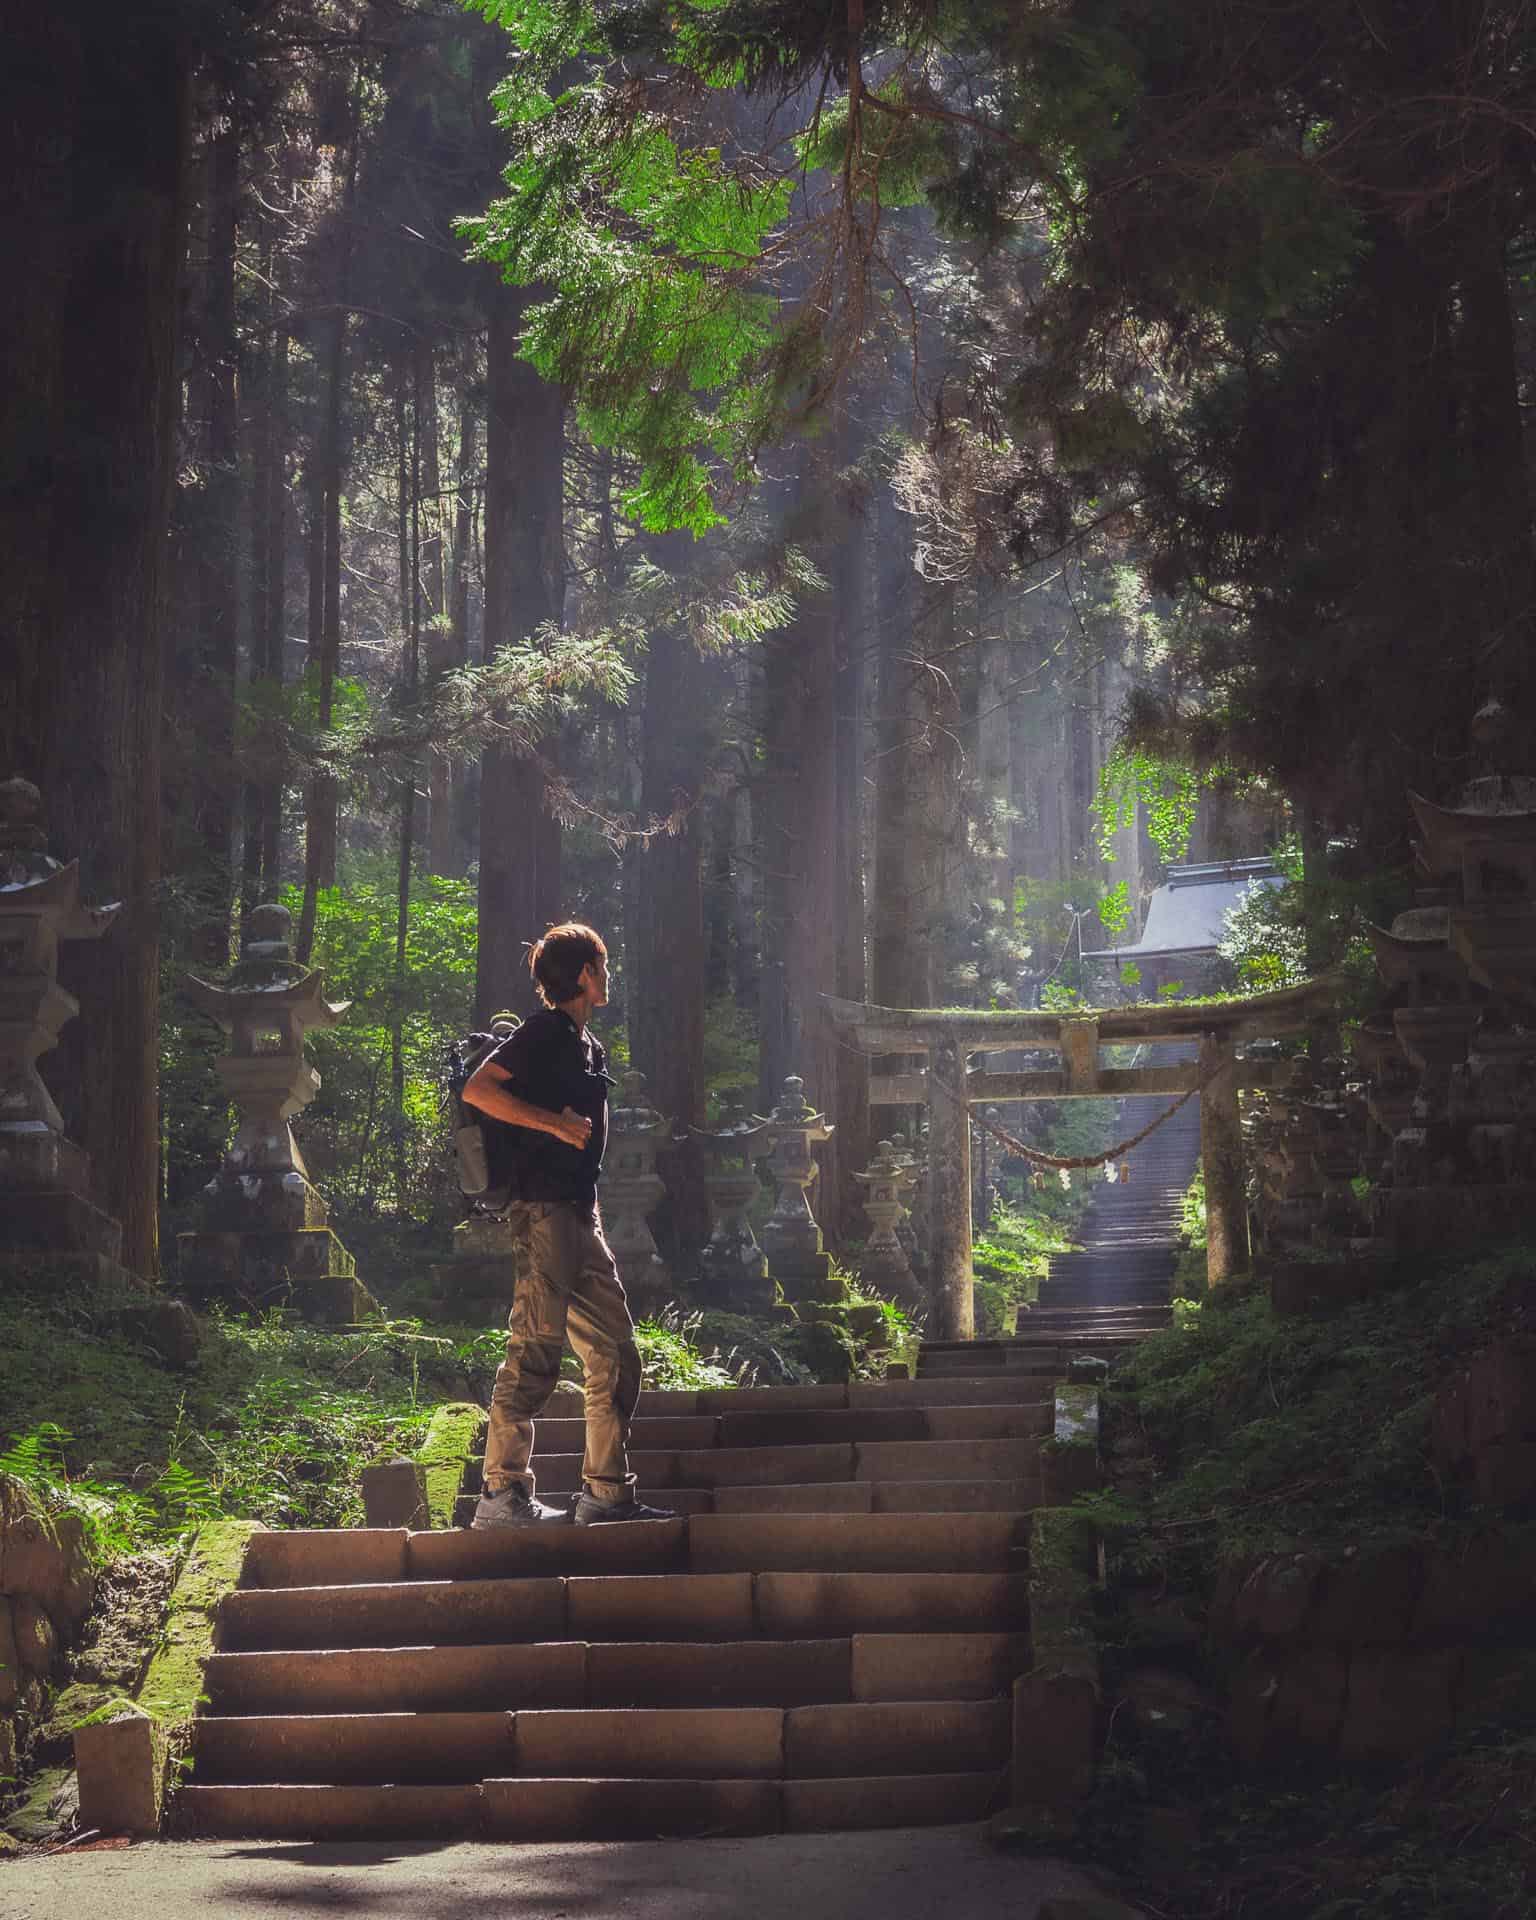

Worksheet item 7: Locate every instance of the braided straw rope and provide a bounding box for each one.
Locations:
[928,1049,1229,1172]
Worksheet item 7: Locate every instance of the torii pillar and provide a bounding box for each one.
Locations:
[929,1032,974,1340]
[1199,1032,1247,1285]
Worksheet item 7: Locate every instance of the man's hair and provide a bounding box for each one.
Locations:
[529,922,607,1008]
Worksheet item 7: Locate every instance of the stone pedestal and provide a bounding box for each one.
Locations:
[853,1139,924,1311]
[758,1076,839,1304]
[175,903,374,1324]
[428,1211,516,1327]
[0,775,160,1314]
[695,1112,772,1310]
[0,776,124,1275]
[603,1072,672,1318]
[176,1223,369,1325]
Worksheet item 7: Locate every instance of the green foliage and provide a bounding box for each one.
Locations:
[1092,744,1204,867]
[795,79,949,208]
[1179,1165,1206,1247]
[288,663,371,735]
[1096,879,1131,936]
[632,1305,742,1391]
[0,1282,452,1553]
[1216,835,1397,1001]
[460,3,796,532]
[277,859,478,1222]
[1093,1242,1532,1577]
[701,994,759,1113]
[972,1199,1073,1338]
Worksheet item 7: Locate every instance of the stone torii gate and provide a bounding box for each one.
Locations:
[824,974,1342,1341]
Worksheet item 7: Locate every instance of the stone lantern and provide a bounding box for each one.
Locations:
[176,903,372,1324]
[1363,700,1536,1249]
[694,1105,771,1310]
[0,776,121,1258]
[852,1139,922,1310]
[756,1075,837,1302]
[603,1070,672,1317]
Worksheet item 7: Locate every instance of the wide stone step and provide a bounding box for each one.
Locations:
[202,1631,1029,1715]
[533,1403,1051,1454]
[175,1770,1002,1839]
[454,1475,1043,1526]
[687,1512,1027,1573]
[190,1698,1013,1790]
[590,1445,859,1492]
[243,1520,690,1590]
[193,1710,515,1784]
[524,1434,1046,1496]
[710,1477,1040,1515]
[635,1378,1050,1411]
[290,1511,1031,1587]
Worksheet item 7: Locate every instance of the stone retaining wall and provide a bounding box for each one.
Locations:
[0,1476,96,1798]
[1212,1529,1536,1771]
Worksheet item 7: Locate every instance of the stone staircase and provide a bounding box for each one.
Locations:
[174,1373,1052,1842]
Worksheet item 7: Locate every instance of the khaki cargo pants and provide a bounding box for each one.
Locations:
[482,1201,640,1504]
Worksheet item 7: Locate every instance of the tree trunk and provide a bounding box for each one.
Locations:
[634,605,711,1253]
[295,62,362,964]
[241,219,291,916]
[831,476,871,1235]
[870,494,946,1012]
[393,347,424,1212]
[241,211,277,925]
[0,12,189,1279]
[476,281,565,1024]
[190,114,241,965]
[1457,221,1536,730]
[435,364,478,876]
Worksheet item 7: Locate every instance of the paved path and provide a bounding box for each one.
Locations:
[2,1823,1121,1920]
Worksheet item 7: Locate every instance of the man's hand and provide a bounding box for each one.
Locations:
[463,1061,594,1150]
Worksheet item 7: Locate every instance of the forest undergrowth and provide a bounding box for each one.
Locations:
[0,1266,905,1559]
[1072,1242,1536,1920]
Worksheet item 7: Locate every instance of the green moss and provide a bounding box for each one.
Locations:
[41,1681,122,1743]
[3,1765,74,1843]
[415,1401,484,1528]
[72,1697,145,1730]
[137,1633,210,1726]
[172,1518,263,1612]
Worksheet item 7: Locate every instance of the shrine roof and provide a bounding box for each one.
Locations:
[1084,858,1282,959]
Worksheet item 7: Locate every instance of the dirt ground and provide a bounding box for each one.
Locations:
[0,1822,1130,1920]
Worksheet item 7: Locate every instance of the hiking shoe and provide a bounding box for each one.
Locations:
[471,1487,568,1529]
[573,1490,676,1526]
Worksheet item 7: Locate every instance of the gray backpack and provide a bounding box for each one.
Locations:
[443,1016,518,1203]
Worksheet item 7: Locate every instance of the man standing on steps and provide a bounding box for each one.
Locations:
[462,922,674,1529]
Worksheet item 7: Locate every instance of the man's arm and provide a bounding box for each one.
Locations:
[463,1058,592,1149]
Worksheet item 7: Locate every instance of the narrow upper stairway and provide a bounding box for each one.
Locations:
[922,1041,1202,1377]
[175,1372,1048,1842]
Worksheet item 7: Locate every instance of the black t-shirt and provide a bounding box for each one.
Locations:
[483,1008,614,1211]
